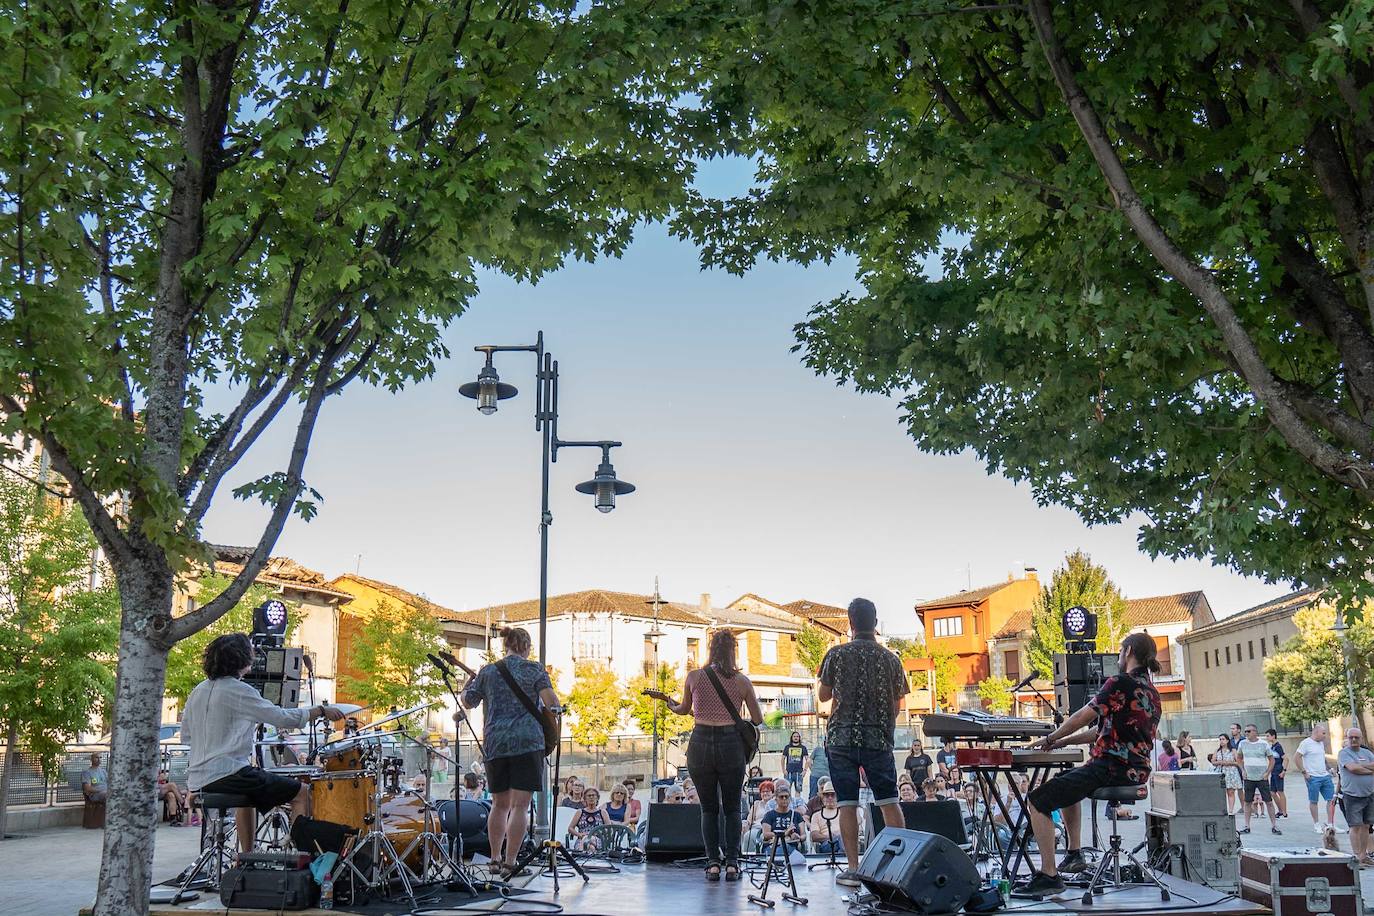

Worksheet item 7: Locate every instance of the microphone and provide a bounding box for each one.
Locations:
[1011,670,1042,692]
[427,653,452,674]
[302,653,314,673]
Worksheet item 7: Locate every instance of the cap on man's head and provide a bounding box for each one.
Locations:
[848,597,878,631]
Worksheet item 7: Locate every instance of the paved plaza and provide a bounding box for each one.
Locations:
[5,781,1374,916]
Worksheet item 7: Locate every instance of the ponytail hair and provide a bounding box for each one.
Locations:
[1121,632,1161,674]
[707,629,740,678]
[501,626,532,657]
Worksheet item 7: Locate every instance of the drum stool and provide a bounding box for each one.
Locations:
[175,792,252,898]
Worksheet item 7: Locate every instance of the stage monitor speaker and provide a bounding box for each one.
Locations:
[645,803,720,860]
[436,799,490,856]
[870,800,968,846]
[856,828,980,915]
[1053,652,1119,712]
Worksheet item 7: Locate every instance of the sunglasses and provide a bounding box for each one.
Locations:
[775,794,791,799]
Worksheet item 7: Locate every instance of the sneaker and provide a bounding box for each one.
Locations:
[1239,827,1251,834]
[1059,851,1089,874]
[1271,826,1282,835]
[835,870,863,887]
[1316,823,1328,834]
[1011,872,1066,899]
[190,814,200,827]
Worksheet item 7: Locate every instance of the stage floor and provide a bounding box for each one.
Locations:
[138,856,1269,916]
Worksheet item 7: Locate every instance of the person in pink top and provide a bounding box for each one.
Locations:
[645,629,764,882]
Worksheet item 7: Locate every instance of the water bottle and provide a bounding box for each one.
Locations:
[320,873,334,910]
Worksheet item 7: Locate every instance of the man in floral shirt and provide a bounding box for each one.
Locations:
[1012,632,1162,898]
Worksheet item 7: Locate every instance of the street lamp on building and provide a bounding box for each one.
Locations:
[1332,612,1361,727]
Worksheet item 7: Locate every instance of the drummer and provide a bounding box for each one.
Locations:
[182,633,345,854]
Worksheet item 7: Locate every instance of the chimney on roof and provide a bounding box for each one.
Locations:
[1025,567,1038,582]
[700,593,711,612]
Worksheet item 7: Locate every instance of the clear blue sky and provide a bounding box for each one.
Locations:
[203,158,1285,635]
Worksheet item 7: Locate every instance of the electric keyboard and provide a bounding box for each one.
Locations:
[921,711,1054,741]
[956,747,1084,768]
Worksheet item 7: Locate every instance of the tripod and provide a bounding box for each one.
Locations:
[749,833,808,908]
[808,810,842,871]
[513,739,588,893]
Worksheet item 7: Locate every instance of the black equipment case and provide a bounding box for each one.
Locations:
[219,864,318,910]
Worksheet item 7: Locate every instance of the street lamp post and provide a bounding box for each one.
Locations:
[1332,612,1361,727]
[459,331,636,832]
[646,581,665,781]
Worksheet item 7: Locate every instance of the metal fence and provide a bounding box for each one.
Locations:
[1,745,191,809]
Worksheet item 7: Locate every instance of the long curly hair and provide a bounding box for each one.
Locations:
[203,633,254,679]
[707,629,740,678]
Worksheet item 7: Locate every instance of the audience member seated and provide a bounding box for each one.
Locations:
[604,784,636,828]
[662,785,687,804]
[742,779,775,852]
[809,784,844,856]
[898,781,919,802]
[569,787,607,851]
[560,777,585,808]
[761,785,807,856]
[934,775,949,796]
[947,767,964,792]
[621,779,642,824]
[920,778,942,802]
[460,772,485,800]
[156,769,186,825]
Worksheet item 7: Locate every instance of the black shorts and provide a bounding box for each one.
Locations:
[487,750,544,794]
[1243,779,1273,803]
[201,766,301,814]
[1028,761,1128,815]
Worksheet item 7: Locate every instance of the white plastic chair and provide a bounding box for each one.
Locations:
[554,805,578,844]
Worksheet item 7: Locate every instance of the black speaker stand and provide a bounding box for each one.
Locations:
[749,836,808,908]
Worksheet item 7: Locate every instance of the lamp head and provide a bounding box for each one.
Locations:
[575,458,635,513]
[458,357,517,414]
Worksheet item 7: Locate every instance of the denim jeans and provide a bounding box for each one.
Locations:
[687,724,747,864]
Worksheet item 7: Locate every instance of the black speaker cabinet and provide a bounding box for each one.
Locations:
[857,828,980,914]
[1053,652,1120,711]
[870,800,968,846]
[644,803,715,860]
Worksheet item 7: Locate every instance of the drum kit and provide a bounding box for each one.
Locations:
[258,701,480,905]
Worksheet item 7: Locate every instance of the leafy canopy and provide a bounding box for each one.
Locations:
[625,663,692,744]
[0,465,119,774]
[340,598,447,715]
[885,636,926,663]
[795,624,831,675]
[1264,600,1368,728]
[978,675,1014,715]
[675,1,1374,607]
[1027,551,1130,678]
[566,661,625,750]
[923,648,961,711]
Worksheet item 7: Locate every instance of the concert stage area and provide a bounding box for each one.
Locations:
[143,856,1268,916]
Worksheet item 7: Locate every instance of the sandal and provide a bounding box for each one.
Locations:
[706,862,722,882]
[725,862,741,882]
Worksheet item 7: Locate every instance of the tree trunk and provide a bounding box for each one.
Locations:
[0,719,18,840]
[93,569,172,916]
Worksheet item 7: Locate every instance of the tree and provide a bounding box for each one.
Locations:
[1027,552,1130,678]
[164,575,282,708]
[676,1,1374,610]
[926,649,961,711]
[978,676,1014,715]
[885,636,926,663]
[0,464,119,839]
[796,624,831,675]
[340,598,446,718]
[1265,601,1373,732]
[625,663,692,744]
[566,662,625,787]
[0,3,714,907]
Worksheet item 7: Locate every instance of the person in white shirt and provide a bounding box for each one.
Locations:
[1295,724,1339,831]
[181,633,343,854]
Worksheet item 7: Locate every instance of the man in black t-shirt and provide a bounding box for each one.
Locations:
[1012,633,1162,899]
[904,740,933,785]
[937,739,958,779]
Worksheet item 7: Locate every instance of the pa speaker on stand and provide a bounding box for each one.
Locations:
[856,829,980,914]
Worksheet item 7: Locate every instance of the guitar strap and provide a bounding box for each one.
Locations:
[495,658,544,723]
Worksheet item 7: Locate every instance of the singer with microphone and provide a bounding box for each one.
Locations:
[1012,633,1162,898]
[459,626,560,879]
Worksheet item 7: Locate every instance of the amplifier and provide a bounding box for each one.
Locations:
[1150,770,1228,816]
[1240,848,1361,916]
[1145,812,1239,893]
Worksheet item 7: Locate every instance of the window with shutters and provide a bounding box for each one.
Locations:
[573,613,609,663]
[1152,635,1172,676]
[761,633,778,665]
[1004,650,1021,683]
[1261,637,1267,657]
[1225,645,1231,664]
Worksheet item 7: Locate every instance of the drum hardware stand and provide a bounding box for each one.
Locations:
[749,835,808,908]
[807,810,843,871]
[335,770,422,908]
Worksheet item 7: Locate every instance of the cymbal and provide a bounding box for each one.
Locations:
[356,701,436,732]
[331,703,364,716]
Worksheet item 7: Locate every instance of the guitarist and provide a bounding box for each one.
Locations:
[643,629,763,883]
[460,626,561,879]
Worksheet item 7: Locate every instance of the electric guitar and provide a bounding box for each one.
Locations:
[641,688,677,706]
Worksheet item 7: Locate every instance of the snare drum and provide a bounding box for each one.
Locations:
[316,736,374,772]
[267,765,324,781]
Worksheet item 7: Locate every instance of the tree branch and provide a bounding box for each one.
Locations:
[1027,0,1374,495]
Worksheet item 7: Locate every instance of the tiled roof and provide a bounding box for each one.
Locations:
[329,573,461,620]
[990,591,1210,639]
[1180,588,1323,640]
[209,545,353,601]
[915,581,1012,610]
[708,607,801,633]
[450,589,711,627]
[783,599,846,620]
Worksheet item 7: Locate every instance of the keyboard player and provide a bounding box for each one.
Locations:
[1013,633,1162,898]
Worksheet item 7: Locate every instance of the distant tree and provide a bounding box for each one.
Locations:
[926,649,962,711]
[796,624,831,675]
[1266,602,1372,733]
[885,636,926,663]
[1027,552,1129,677]
[0,464,119,839]
[567,662,626,787]
[625,664,693,743]
[978,676,1015,715]
[341,598,446,719]
[164,575,282,708]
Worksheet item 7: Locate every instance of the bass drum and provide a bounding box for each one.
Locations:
[378,792,426,865]
[310,771,373,831]
[436,799,491,856]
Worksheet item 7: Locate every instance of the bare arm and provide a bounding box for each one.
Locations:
[1052,728,1096,747]
[742,678,764,725]
[665,675,693,717]
[817,682,833,704]
[1034,704,1097,750]
[539,687,560,710]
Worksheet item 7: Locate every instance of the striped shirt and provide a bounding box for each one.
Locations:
[687,666,751,725]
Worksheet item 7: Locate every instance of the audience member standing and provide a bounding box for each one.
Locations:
[817,597,909,888]
[1177,731,1197,770]
[1296,724,1338,831]
[649,629,763,882]
[783,731,810,788]
[1266,729,1288,818]
[1340,728,1374,865]
[904,740,933,786]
